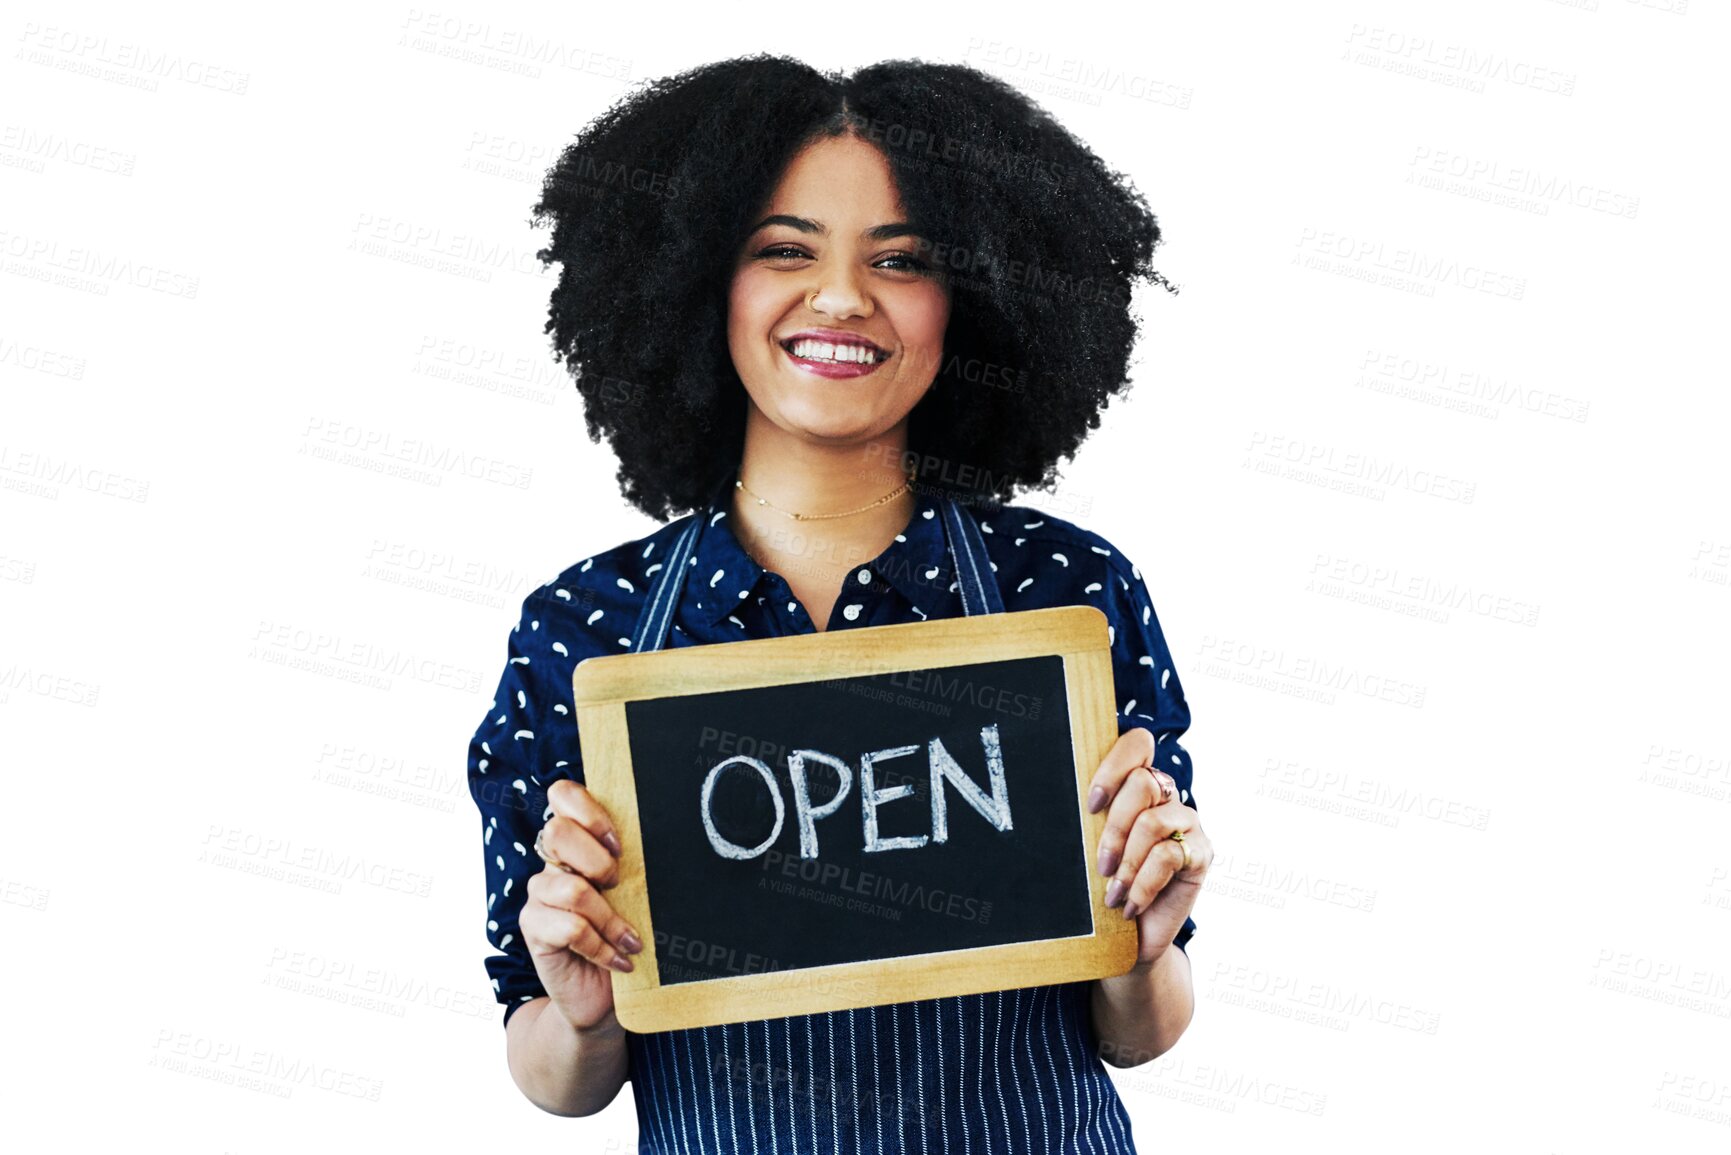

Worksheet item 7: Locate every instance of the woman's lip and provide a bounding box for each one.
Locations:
[779,340,888,379]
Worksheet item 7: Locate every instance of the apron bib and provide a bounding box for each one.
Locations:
[629,490,1005,653]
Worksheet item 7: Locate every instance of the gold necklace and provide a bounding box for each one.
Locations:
[734,466,915,521]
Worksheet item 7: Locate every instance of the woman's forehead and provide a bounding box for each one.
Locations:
[756,135,908,222]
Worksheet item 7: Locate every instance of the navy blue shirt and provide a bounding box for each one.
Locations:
[467,479,1199,1152]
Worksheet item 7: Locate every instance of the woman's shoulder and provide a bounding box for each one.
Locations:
[510,510,703,650]
[974,498,1144,589]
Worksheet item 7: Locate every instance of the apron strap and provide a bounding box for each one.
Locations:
[939,496,1005,616]
[629,509,706,653]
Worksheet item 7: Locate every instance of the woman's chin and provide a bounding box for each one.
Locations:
[764,396,892,441]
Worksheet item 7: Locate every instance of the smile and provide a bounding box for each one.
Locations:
[778,332,891,379]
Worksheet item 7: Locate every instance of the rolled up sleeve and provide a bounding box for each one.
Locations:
[466,590,585,1027]
[1103,553,1199,955]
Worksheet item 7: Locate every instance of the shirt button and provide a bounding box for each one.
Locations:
[856,568,873,584]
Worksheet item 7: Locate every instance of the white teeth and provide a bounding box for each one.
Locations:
[789,338,880,364]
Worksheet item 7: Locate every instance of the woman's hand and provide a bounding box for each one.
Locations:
[1087,727,1212,968]
[521,778,644,1032]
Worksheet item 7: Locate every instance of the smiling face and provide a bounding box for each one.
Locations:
[726,132,951,446]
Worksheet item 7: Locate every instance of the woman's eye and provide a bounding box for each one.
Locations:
[757,244,808,260]
[876,253,931,273]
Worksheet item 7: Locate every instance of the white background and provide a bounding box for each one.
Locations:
[3,0,1727,1150]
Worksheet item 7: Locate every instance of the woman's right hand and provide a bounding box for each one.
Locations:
[520,778,644,1033]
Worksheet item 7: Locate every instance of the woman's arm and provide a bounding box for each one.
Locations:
[1087,552,1206,1068]
[505,996,631,1116]
[1089,945,1195,1068]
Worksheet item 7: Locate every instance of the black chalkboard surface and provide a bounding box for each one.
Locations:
[572,605,1135,1033]
[630,653,1090,984]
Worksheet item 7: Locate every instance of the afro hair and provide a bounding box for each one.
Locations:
[529,54,1173,522]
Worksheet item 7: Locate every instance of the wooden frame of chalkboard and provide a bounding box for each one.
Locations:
[571,604,1137,1034]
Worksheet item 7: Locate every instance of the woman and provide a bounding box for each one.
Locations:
[466,55,1213,1151]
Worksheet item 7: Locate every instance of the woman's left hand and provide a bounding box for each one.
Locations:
[1087,726,1213,968]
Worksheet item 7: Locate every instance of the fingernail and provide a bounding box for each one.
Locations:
[621,930,643,954]
[1086,786,1107,814]
[602,831,623,857]
[1122,900,1140,921]
[1104,879,1125,908]
[1097,847,1120,877]
[608,953,634,972]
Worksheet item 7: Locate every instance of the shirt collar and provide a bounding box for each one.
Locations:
[686,476,961,627]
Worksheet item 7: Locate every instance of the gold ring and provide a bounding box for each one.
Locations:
[1169,829,1192,871]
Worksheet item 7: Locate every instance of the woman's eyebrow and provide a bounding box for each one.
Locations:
[748,214,923,242]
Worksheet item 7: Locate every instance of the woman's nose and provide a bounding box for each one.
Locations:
[806,260,873,320]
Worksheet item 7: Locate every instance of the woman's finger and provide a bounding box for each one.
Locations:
[1107,800,1177,907]
[1085,727,1157,816]
[1118,834,1189,921]
[547,778,624,858]
[1105,801,1193,910]
[528,868,644,958]
[1096,765,1157,880]
[522,900,636,973]
[540,815,621,889]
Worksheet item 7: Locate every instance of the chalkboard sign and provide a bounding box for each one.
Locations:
[571,604,1135,1033]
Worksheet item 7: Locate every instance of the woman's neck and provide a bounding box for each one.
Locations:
[727,418,918,582]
